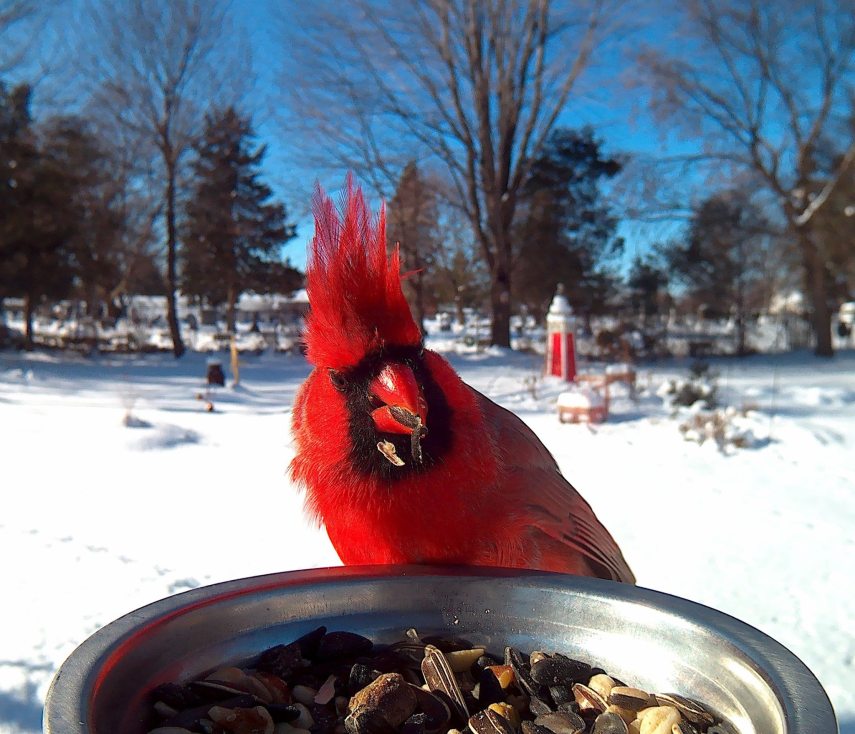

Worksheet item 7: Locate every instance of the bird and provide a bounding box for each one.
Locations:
[289,178,634,583]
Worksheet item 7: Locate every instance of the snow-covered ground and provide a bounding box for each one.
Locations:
[1,344,854,733]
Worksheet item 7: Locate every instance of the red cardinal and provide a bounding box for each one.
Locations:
[290,179,634,583]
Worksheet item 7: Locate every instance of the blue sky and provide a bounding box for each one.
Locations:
[229,0,698,273]
[9,0,814,276]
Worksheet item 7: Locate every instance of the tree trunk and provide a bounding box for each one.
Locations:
[736,315,747,356]
[24,292,34,350]
[411,276,426,335]
[490,264,511,348]
[86,288,99,319]
[165,160,186,358]
[797,227,834,357]
[735,282,747,357]
[226,282,237,334]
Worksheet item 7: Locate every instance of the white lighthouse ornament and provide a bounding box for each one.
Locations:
[546,283,577,381]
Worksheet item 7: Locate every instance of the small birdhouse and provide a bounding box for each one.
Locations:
[545,284,577,382]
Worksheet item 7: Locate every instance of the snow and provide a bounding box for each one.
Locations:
[557,386,606,408]
[2,345,855,733]
[605,363,634,375]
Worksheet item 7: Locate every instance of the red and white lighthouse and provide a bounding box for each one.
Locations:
[545,284,577,381]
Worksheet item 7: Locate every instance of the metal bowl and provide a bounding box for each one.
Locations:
[44,566,837,733]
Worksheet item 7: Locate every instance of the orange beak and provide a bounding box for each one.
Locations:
[369,363,428,436]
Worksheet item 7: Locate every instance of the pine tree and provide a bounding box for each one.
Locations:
[664,192,772,355]
[0,84,81,347]
[387,162,439,333]
[513,127,624,325]
[626,254,670,327]
[182,107,298,332]
[42,115,126,317]
[0,81,35,313]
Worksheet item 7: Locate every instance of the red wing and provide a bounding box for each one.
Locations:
[474,389,635,584]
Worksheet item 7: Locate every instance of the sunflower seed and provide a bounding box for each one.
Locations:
[533,710,586,734]
[505,647,545,699]
[421,645,468,725]
[588,674,617,701]
[572,683,607,713]
[408,685,451,734]
[377,440,404,466]
[148,630,737,734]
[608,687,651,712]
[653,694,714,727]
[521,723,553,734]
[469,709,516,734]
[592,711,629,734]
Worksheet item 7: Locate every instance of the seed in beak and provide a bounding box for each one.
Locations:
[368,364,428,436]
[388,406,421,431]
[377,440,405,467]
[410,423,424,465]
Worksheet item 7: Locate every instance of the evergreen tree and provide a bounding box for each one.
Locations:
[387,162,439,333]
[182,107,298,332]
[41,115,126,316]
[626,254,670,326]
[513,127,624,326]
[0,84,80,347]
[0,81,34,310]
[664,192,771,355]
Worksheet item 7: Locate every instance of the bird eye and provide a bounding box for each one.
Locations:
[328,369,347,391]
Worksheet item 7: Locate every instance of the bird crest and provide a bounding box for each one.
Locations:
[303,176,422,369]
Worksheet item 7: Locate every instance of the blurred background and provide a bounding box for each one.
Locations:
[1,2,854,733]
[1,0,853,356]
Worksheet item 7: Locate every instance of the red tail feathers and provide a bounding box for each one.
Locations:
[304,176,421,369]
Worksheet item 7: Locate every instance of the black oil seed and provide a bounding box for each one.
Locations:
[402,712,427,734]
[318,631,374,661]
[528,696,554,716]
[533,710,585,734]
[297,626,328,658]
[591,711,628,734]
[257,641,304,678]
[531,658,592,687]
[477,667,506,707]
[548,685,574,707]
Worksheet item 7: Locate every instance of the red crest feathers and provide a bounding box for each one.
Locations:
[304,175,422,369]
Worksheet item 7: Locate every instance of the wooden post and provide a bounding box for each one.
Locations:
[230,334,240,387]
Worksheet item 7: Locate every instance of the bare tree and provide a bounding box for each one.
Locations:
[79,0,249,357]
[278,0,623,347]
[0,0,37,73]
[430,178,492,324]
[1,1,63,79]
[638,0,855,356]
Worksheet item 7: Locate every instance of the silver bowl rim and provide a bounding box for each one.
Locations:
[43,565,838,733]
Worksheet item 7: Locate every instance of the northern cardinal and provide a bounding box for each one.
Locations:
[290,179,634,583]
